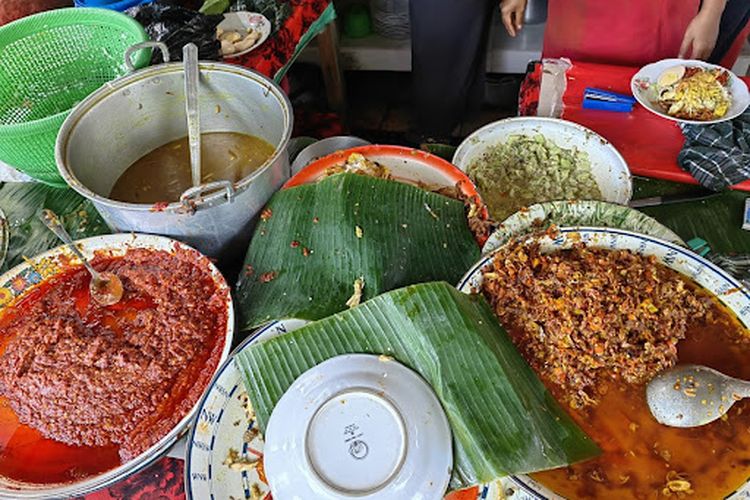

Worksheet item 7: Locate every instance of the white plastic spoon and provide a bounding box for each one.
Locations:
[647,364,750,428]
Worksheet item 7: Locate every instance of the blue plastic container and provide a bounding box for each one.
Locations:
[74,0,153,12]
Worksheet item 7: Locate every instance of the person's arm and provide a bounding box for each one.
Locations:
[679,0,727,60]
[500,0,528,37]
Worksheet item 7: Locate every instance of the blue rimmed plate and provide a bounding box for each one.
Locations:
[483,200,684,256]
[458,227,750,499]
[185,319,308,500]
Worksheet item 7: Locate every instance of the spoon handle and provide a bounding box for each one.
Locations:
[729,378,750,400]
[183,43,201,188]
[40,209,100,279]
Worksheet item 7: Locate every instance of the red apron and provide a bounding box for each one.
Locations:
[542,0,700,67]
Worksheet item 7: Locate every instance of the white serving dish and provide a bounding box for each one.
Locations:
[265,354,452,500]
[457,226,750,499]
[0,233,234,499]
[631,58,750,125]
[218,12,271,58]
[452,117,633,208]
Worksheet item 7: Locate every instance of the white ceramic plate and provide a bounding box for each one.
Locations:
[186,321,522,500]
[265,354,452,500]
[482,200,684,255]
[457,227,750,500]
[218,12,271,58]
[452,117,633,210]
[631,58,750,125]
[0,233,234,498]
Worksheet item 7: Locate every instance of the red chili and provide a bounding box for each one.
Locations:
[149,201,169,212]
[259,271,277,283]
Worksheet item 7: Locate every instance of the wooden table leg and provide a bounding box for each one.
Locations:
[317,21,348,124]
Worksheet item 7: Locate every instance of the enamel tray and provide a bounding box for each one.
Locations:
[483,199,684,255]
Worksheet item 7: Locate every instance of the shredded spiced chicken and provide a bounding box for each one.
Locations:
[481,240,711,408]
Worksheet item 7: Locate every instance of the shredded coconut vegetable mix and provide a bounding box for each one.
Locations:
[467,134,603,220]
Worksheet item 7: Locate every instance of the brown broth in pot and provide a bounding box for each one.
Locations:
[531,295,750,499]
[110,132,275,204]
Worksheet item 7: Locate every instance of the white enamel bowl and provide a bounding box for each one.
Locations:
[457,227,750,499]
[452,117,633,208]
[0,233,234,499]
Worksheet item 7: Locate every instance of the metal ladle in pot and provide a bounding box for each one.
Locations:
[175,43,239,216]
[40,209,123,306]
[646,364,750,427]
[184,43,201,188]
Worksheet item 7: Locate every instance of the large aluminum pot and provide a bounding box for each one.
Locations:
[56,60,292,259]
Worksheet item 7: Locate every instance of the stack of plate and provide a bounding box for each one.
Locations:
[370,0,410,39]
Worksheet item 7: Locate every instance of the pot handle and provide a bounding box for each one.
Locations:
[124,41,171,73]
[180,180,236,213]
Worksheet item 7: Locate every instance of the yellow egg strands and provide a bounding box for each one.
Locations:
[657,67,730,120]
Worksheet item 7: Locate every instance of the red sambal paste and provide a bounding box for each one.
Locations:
[0,247,227,485]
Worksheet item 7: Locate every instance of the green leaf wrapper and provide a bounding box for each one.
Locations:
[237,282,599,490]
[236,173,481,330]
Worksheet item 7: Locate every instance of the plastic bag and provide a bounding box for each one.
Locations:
[127,1,223,63]
[230,0,290,33]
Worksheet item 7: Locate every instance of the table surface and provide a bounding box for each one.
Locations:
[4,55,750,500]
[49,173,747,500]
[535,60,750,191]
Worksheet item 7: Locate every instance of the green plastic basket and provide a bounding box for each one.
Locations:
[0,8,149,186]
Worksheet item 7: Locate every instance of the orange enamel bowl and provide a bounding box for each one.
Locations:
[283,145,488,246]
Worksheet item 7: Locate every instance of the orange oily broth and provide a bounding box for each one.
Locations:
[109,132,275,204]
[532,289,750,500]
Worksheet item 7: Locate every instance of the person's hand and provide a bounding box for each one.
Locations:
[679,9,721,60]
[500,0,528,37]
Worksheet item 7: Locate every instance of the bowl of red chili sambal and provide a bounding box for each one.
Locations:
[0,233,233,497]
